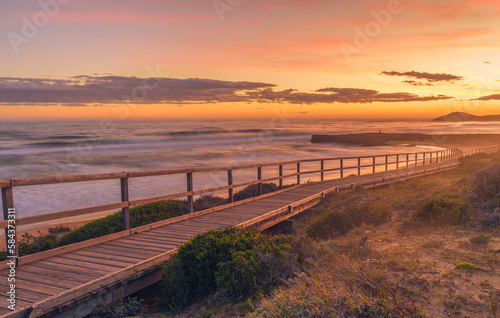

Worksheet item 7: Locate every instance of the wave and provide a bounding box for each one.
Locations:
[139,128,283,137]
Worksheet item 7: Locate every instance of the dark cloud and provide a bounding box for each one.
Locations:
[0,76,276,104]
[382,71,464,83]
[402,80,434,87]
[0,76,453,105]
[473,94,500,101]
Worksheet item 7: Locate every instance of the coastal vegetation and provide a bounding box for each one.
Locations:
[127,151,500,317]
[5,151,500,317]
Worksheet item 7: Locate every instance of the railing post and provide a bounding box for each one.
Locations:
[321,160,324,181]
[430,152,433,164]
[423,153,426,166]
[279,165,283,190]
[396,155,399,170]
[415,153,418,167]
[296,162,301,185]
[340,159,344,178]
[357,157,361,175]
[257,166,262,195]
[406,154,409,168]
[2,185,17,260]
[187,172,193,213]
[228,169,233,203]
[120,175,130,230]
[385,155,388,171]
[372,156,376,173]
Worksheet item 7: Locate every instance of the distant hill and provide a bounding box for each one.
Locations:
[432,112,500,122]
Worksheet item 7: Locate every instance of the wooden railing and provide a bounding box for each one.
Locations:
[1,145,499,257]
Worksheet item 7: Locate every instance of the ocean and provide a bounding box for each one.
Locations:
[1,118,499,220]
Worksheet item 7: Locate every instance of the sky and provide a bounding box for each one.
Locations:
[1,0,499,119]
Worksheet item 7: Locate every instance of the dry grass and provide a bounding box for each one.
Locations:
[140,152,500,318]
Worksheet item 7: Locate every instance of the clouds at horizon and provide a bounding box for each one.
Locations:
[0,75,454,105]
[382,71,464,86]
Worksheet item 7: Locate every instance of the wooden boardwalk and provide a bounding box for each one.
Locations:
[0,155,466,318]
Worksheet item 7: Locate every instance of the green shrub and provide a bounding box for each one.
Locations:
[18,232,59,256]
[160,228,301,309]
[89,296,143,318]
[58,201,187,246]
[411,196,472,226]
[193,194,225,211]
[455,262,477,270]
[469,233,492,244]
[306,203,391,240]
[470,163,500,211]
[232,183,279,202]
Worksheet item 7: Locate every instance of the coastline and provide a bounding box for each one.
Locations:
[311,133,500,148]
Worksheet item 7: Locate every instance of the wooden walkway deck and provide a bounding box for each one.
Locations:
[0,156,464,318]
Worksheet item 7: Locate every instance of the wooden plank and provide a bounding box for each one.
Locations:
[103,241,174,253]
[11,230,131,269]
[2,277,68,296]
[18,265,99,283]
[33,259,116,276]
[0,297,33,312]
[91,242,163,257]
[143,229,195,240]
[115,237,179,249]
[55,253,132,269]
[122,236,184,248]
[0,307,15,316]
[0,284,52,302]
[67,250,139,266]
[3,270,78,289]
[132,233,187,244]
[85,246,157,260]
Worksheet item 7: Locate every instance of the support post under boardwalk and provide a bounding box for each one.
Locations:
[187,172,193,213]
[2,186,17,259]
[120,176,130,230]
[228,169,233,203]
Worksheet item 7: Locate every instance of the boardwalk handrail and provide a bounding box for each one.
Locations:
[1,145,499,257]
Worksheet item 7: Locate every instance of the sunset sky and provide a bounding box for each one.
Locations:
[1,0,500,119]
